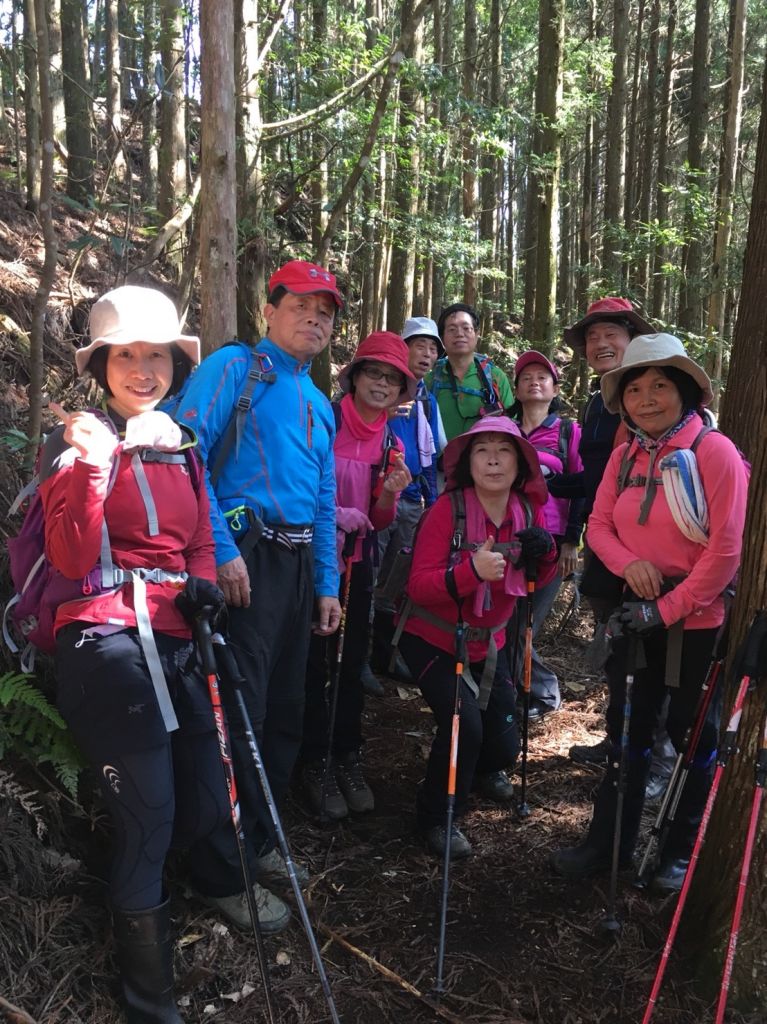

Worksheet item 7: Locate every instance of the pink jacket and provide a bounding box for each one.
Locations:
[587,414,747,629]
[519,415,583,538]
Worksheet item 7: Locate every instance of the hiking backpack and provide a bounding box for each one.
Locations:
[430,354,504,414]
[529,417,574,473]
[3,411,202,670]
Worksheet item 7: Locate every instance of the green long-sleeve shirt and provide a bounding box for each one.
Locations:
[425,355,514,440]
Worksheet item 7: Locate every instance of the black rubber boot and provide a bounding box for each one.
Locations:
[113,898,183,1024]
[552,756,647,878]
[652,764,713,894]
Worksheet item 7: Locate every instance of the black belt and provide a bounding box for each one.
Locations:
[262,523,314,550]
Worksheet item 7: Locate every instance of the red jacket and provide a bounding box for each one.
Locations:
[402,490,556,661]
[41,441,216,639]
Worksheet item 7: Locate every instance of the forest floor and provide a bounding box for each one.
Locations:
[0,171,762,1024]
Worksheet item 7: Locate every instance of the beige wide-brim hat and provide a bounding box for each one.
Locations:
[600,333,714,413]
[75,286,201,376]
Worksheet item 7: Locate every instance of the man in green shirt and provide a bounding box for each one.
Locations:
[426,303,514,440]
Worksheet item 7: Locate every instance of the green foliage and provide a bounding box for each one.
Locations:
[1,428,29,453]
[0,672,84,800]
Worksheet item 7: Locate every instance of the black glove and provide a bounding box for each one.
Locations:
[514,526,555,569]
[175,576,226,625]
[618,600,663,635]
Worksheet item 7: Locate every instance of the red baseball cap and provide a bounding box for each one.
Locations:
[268,260,344,308]
[564,297,653,352]
[514,350,559,384]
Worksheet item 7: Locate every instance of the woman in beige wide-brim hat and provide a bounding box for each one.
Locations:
[551,333,748,895]
[40,286,231,1022]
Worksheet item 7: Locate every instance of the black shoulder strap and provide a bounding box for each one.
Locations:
[448,489,467,553]
[558,417,573,468]
[210,345,277,486]
[615,438,639,494]
[690,425,714,453]
[475,354,501,408]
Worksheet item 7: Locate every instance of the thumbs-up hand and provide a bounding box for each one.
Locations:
[471,537,506,582]
[49,402,119,466]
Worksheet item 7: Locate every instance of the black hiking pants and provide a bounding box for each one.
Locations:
[399,632,520,831]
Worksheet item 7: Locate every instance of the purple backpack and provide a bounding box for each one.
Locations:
[3,414,201,669]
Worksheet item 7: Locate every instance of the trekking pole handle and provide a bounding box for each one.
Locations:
[342,528,359,560]
[524,555,538,583]
[195,608,217,677]
[210,631,247,691]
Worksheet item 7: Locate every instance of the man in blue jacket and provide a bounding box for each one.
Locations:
[175,261,342,933]
[363,316,445,693]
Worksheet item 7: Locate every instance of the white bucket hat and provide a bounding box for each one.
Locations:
[75,286,201,376]
[600,333,714,413]
[402,316,444,354]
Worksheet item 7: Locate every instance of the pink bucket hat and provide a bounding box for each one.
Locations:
[564,297,654,353]
[443,415,549,505]
[76,286,200,376]
[337,331,417,399]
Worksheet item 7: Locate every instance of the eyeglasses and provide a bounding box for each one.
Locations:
[360,365,404,387]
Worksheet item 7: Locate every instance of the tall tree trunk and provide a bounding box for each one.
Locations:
[622,0,644,239]
[158,0,186,225]
[651,0,676,320]
[636,0,660,303]
[105,0,125,172]
[602,0,629,288]
[27,0,59,468]
[199,0,237,355]
[46,0,66,150]
[61,0,95,202]
[386,17,424,330]
[23,0,41,212]
[236,0,268,342]
[521,148,537,340]
[677,0,711,333]
[461,0,477,306]
[141,0,159,204]
[531,0,564,350]
[704,0,746,411]
[479,0,501,331]
[682,64,767,1014]
[505,147,517,313]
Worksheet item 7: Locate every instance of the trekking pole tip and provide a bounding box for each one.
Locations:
[517,800,531,819]
[597,912,622,938]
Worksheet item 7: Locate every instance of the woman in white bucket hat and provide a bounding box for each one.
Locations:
[551,333,748,895]
[39,286,232,1021]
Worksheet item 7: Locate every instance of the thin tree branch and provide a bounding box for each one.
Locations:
[254,0,292,77]
[143,175,202,265]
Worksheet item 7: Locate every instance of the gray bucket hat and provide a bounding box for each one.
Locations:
[600,333,714,413]
[76,286,200,376]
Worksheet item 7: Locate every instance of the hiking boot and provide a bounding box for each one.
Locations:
[254,847,310,888]
[569,736,612,766]
[335,751,375,813]
[475,769,515,803]
[361,661,385,697]
[301,760,348,821]
[644,772,669,806]
[203,883,290,935]
[651,856,689,894]
[113,898,183,1023]
[551,840,614,878]
[527,700,557,724]
[424,824,472,860]
[389,651,413,684]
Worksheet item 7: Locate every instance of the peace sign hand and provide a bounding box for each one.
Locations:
[49,402,119,466]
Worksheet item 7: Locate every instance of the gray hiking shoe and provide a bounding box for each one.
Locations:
[254,847,310,888]
[361,661,385,697]
[335,750,375,813]
[424,824,472,860]
[203,883,290,934]
[475,769,515,803]
[302,760,348,820]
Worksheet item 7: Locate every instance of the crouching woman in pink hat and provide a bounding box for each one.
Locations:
[301,332,413,819]
[395,416,557,859]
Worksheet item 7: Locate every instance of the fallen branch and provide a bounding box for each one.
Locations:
[317,921,467,1024]
[143,175,202,266]
[0,994,39,1024]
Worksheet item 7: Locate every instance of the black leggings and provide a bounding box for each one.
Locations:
[56,624,230,911]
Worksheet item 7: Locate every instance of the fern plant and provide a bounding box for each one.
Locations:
[0,671,85,799]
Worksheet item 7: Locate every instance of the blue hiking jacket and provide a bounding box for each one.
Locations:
[389,381,441,506]
[174,338,338,597]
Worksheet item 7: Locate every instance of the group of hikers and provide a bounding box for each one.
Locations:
[27,260,749,1022]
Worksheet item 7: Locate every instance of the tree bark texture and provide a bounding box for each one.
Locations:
[23,0,40,212]
[61,0,95,202]
[651,0,676,320]
[158,0,187,223]
[199,0,238,355]
[105,0,125,171]
[682,58,767,1013]
[602,0,629,287]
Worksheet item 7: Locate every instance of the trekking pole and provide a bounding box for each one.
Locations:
[194,611,277,1024]
[211,631,342,1024]
[634,634,726,889]
[714,709,767,1024]
[641,610,767,1024]
[321,529,357,822]
[434,612,466,998]
[517,560,538,819]
[599,633,640,938]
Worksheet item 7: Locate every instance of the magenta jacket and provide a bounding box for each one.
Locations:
[587,413,747,630]
[518,415,584,541]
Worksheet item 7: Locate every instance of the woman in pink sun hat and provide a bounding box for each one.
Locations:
[395,416,557,860]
